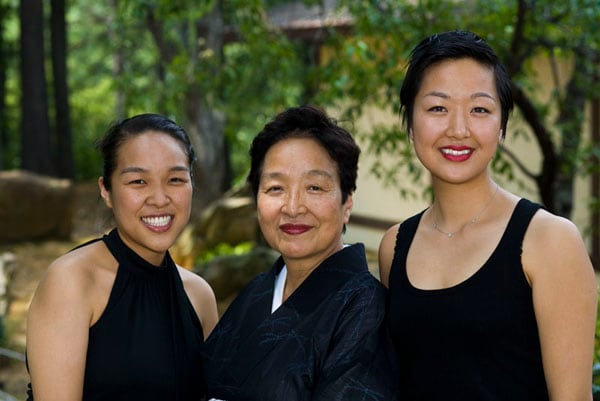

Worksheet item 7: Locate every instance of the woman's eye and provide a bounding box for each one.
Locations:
[170,176,188,183]
[128,179,146,185]
[264,185,283,193]
[308,185,322,191]
[428,106,446,112]
[473,107,489,114]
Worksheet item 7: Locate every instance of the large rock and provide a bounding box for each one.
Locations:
[171,185,264,268]
[0,170,75,243]
[195,188,262,248]
[194,245,279,304]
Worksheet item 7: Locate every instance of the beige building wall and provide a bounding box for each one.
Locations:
[342,55,594,254]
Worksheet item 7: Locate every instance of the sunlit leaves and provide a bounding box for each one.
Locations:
[313,0,600,212]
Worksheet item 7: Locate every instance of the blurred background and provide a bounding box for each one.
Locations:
[0,0,599,399]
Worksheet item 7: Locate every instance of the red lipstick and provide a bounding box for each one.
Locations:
[280,224,311,235]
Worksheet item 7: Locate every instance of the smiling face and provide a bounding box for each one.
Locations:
[99,131,193,265]
[257,137,353,271]
[411,58,502,185]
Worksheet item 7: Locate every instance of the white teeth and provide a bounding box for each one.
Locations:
[441,148,471,156]
[142,215,172,227]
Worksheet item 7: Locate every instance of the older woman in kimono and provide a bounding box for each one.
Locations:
[202,105,399,401]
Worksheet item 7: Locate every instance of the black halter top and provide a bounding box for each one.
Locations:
[27,228,206,401]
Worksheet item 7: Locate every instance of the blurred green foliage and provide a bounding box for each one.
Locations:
[1,0,598,213]
[196,241,255,264]
[1,0,306,183]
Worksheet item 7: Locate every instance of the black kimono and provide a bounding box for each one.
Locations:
[203,243,399,401]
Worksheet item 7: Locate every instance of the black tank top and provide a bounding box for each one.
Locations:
[27,228,206,401]
[388,198,549,400]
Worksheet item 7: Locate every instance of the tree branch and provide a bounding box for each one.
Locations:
[498,144,537,181]
[510,0,527,58]
[512,82,558,209]
[506,0,535,76]
[145,6,177,63]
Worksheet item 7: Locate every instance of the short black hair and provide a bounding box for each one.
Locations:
[247,105,360,204]
[400,30,513,136]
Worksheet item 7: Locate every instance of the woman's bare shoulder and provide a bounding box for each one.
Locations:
[177,266,215,300]
[50,240,114,277]
[526,208,583,249]
[378,223,401,288]
[380,223,401,249]
[177,266,218,337]
[523,207,593,281]
[32,240,116,307]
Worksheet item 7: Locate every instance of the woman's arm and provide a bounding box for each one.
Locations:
[523,210,598,401]
[179,268,219,339]
[378,224,400,288]
[312,281,399,401]
[26,255,93,401]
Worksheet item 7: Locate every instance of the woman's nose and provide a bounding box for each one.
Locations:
[147,185,171,207]
[447,110,470,138]
[282,189,306,216]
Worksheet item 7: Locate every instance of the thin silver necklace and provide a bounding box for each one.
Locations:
[432,184,500,238]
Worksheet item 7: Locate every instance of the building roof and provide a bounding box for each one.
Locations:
[268,0,353,41]
[223,0,353,43]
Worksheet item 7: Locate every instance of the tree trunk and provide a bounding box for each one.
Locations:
[0,3,8,170]
[184,84,228,218]
[146,1,230,218]
[505,1,562,215]
[187,2,229,217]
[19,0,54,175]
[51,0,75,178]
[108,0,126,120]
[511,83,558,214]
[553,55,587,218]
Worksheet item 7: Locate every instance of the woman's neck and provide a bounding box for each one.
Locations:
[282,241,344,301]
[429,177,499,230]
